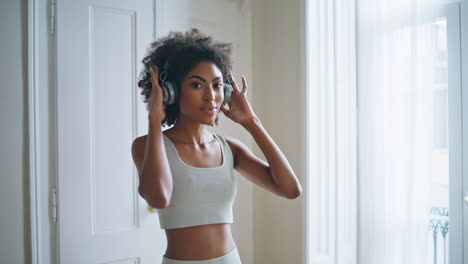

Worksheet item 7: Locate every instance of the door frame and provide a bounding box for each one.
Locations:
[447,3,465,264]
[28,0,56,263]
[461,1,467,263]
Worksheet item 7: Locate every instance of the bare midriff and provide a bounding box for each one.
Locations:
[163,223,236,261]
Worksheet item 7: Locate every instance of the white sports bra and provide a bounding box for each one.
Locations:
[154,133,237,229]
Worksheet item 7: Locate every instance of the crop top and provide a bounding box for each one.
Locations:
[153,133,237,229]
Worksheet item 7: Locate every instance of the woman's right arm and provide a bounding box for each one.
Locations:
[131,66,173,209]
[134,118,173,209]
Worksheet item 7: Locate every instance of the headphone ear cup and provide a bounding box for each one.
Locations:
[162,81,178,105]
[160,83,169,105]
[223,83,233,105]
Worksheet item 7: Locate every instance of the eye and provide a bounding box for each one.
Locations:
[191,82,202,89]
[214,83,223,89]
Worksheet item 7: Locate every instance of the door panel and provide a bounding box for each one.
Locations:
[56,0,161,263]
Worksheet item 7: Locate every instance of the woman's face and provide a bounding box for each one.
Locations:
[178,61,224,125]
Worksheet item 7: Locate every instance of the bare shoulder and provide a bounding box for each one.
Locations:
[223,135,251,160]
[132,131,169,155]
[131,135,148,172]
[132,135,147,151]
[132,130,171,152]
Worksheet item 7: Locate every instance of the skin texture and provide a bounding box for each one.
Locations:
[132,61,302,260]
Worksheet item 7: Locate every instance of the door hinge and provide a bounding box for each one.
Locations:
[49,0,55,36]
[51,187,57,224]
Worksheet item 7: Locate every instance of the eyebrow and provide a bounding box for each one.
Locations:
[187,75,222,82]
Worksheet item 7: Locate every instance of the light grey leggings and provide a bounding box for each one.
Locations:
[161,247,241,264]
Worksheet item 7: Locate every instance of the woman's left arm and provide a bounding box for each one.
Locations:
[243,116,302,199]
[220,74,302,199]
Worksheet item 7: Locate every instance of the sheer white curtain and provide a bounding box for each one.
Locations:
[357,0,455,263]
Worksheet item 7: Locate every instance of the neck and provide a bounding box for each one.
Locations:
[169,116,213,144]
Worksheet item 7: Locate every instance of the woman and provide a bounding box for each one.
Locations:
[131,28,302,264]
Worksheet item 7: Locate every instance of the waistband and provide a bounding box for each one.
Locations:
[161,247,241,264]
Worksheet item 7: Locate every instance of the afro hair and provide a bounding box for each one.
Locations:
[137,28,233,127]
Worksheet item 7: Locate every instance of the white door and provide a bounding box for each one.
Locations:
[55,0,163,263]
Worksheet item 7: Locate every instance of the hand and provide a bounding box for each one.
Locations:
[148,66,166,121]
[220,74,257,126]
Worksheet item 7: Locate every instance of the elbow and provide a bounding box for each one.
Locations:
[285,186,302,200]
[149,198,170,209]
[147,195,170,209]
[286,190,301,200]
[138,186,170,209]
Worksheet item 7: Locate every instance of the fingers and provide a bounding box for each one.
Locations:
[149,66,160,97]
[220,103,231,113]
[220,105,227,114]
[149,66,160,89]
[149,66,165,107]
[229,72,248,94]
[241,75,248,94]
[229,72,240,94]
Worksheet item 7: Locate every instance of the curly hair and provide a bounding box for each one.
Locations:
[137,28,233,127]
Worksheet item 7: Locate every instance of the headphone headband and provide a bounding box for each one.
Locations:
[157,60,233,106]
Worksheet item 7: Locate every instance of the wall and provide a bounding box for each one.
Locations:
[0,0,30,263]
[251,0,305,263]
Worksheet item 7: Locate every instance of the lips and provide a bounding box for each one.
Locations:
[201,106,217,110]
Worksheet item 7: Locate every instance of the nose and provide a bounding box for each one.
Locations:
[204,86,216,101]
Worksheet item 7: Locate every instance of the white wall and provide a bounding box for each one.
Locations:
[252,0,305,263]
[0,0,30,263]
